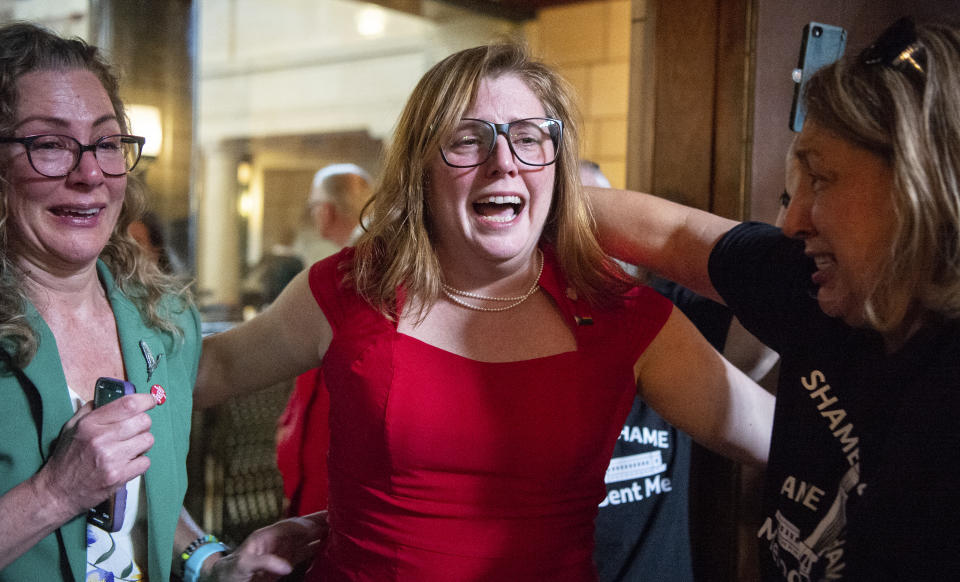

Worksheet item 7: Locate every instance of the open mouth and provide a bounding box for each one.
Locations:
[473,195,523,223]
[810,254,836,286]
[50,206,100,219]
[812,254,837,275]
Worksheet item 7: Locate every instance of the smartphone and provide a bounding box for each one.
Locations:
[87,377,135,532]
[789,22,847,132]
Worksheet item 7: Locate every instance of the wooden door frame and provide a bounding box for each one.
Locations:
[627,2,757,580]
[628,0,755,221]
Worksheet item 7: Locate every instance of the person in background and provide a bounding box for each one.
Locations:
[275,163,373,517]
[242,164,373,314]
[293,163,373,265]
[0,22,324,582]
[579,160,611,189]
[240,231,306,312]
[590,17,960,580]
[585,160,779,582]
[127,210,185,275]
[583,159,696,581]
[197,41,774,581]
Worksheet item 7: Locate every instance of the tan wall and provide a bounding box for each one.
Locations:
[525,1,632,189]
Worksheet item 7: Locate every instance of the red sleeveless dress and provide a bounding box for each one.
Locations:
[305,247,671,581]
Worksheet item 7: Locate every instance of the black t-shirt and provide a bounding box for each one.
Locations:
[709,222,960,581]
[593,280,731,582]
[594,399,694,582]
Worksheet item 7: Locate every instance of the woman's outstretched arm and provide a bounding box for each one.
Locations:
[635,307,775,466]
[195,269,331,409]
[588,186,738,304]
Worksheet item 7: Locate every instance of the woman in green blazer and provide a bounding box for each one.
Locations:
[0,22,323,582]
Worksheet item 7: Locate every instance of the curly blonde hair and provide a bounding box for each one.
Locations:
[352,41,632,320]
[0,22,190,366]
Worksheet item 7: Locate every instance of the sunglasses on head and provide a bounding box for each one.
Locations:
[859,17,926,78]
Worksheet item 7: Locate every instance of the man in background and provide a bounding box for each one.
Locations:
[238,163,375,312]
[277,163,373,516]
[293,163,372,264]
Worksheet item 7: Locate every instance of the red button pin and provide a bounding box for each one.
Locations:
[150,384,166,405]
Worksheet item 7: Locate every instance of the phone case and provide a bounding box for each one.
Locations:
[789,22,847,132]
[87,377,135,532]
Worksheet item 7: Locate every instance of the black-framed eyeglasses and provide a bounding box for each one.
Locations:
[859,17,926,78]
[0,133,146,178]
[439,117,563,168]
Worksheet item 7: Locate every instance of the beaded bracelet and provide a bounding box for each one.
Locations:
[180,534,229,582]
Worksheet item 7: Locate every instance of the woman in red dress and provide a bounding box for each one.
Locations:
[197,42,774,581]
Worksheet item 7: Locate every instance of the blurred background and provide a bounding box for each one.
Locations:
[2,0,957,579]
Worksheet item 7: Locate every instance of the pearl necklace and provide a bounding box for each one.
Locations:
[441,249,544,313]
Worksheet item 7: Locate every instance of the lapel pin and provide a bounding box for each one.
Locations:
[150,384,166,405]
[139,339,163,383]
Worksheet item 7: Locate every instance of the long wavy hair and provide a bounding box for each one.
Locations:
[803,20,960,333]
[0,22,189,366]
[352,41,633,320]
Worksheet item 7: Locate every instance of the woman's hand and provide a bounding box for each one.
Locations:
[206,511,329,582]
[0,392,157,570]
[34,392,157,519]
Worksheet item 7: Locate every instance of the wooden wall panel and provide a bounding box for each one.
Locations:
[650,1,718,210]
[710,0,753,221]
[645,0,753,219]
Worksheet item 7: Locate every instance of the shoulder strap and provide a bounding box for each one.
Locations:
[0,346,77,582]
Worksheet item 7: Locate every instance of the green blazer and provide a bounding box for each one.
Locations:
[0,261,202,582]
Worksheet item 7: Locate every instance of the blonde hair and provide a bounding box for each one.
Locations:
[352,42,632,320]
[0,22,190,366]
[804,20,960,333]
